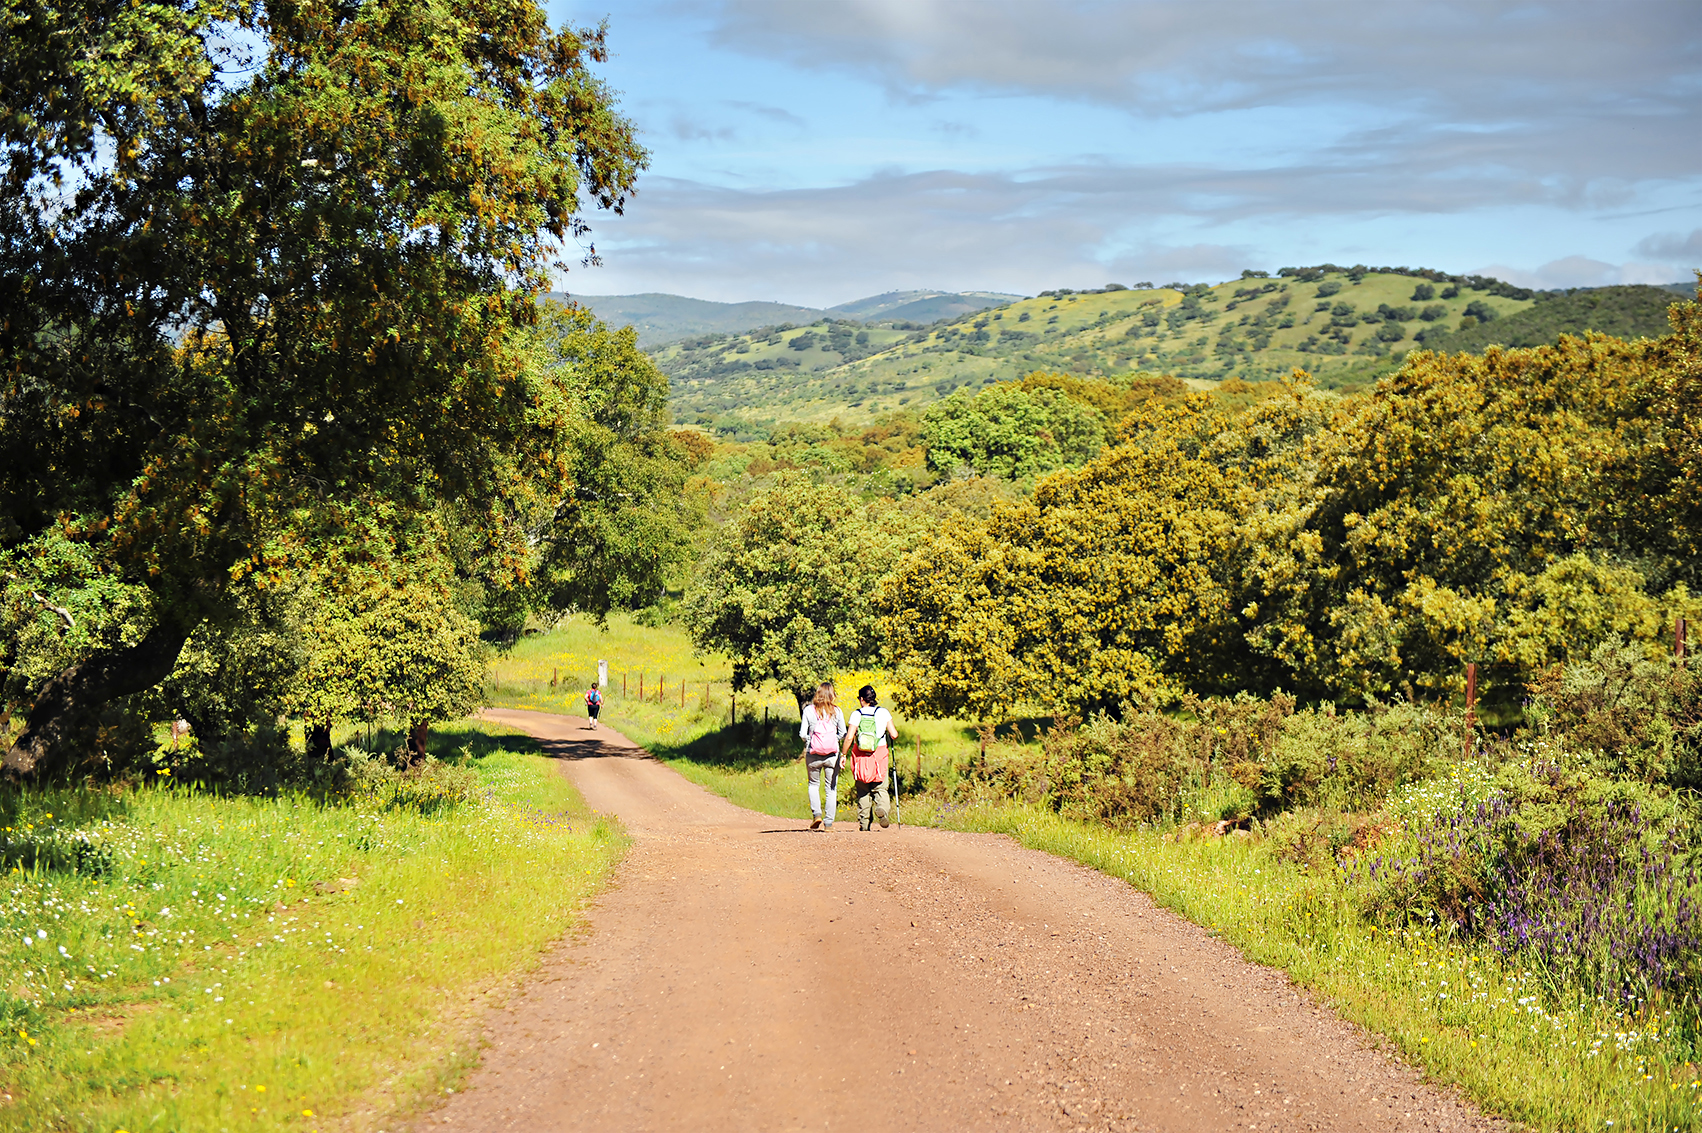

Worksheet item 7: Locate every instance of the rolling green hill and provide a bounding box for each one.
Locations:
[1417,284,1681,354]
[556,293,826,348]
[828,290,1024,323]
[657,272,1689,424]
[566,289,1022,348]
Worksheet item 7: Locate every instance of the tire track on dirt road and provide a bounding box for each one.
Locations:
[418,709,1496,1132]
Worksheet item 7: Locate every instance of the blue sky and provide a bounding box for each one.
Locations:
[545,0,1702,308]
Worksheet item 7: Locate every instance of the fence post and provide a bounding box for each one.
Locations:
[623,672,627,697]
[550,666,557,689]
[1464,661,1477,759]
[1677,616,1688,666]
[915,736,922,785]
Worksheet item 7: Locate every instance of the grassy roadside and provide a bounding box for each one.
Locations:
[0,720,625,1133]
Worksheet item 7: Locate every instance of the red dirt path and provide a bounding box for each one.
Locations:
[415,709,1496,1132]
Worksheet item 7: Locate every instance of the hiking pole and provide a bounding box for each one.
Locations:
[891,760,901,828]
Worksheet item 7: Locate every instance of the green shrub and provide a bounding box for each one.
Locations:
[1526,637,1702,787]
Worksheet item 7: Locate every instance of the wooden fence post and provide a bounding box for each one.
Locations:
[1677,616,1688,666]
[623,672,627,697]
[1464,661,1477,759]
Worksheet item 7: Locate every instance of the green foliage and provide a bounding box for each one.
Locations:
[1527,638,1702,788]
[0,0,648,775]
[1251,324,1698,705]
[1422,285,1680,354]
[884,380,1334,717]
[877,298,1700,716]
[526,302,698,618]
[682,475,893,700]
[290,580,486,731]
[921,382,1106,480]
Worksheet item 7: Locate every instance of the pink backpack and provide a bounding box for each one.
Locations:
[806,709,839,756]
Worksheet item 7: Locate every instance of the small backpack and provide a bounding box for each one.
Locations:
[806,709,839,756]
[853,708,881,753]
[586,689,602,707]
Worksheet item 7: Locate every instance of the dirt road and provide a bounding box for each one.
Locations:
[420,710,1494,1132]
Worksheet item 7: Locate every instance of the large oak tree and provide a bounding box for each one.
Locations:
[1,0,648,775]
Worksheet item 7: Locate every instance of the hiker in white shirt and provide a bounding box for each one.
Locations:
[842,684,897,831]
[799,681,846,831]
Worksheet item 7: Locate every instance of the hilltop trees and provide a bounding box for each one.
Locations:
[0,0,650,776]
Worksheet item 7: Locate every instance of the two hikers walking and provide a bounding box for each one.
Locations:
[800,682,897,832]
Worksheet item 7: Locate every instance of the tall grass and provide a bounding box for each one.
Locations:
[0,721,625,1132]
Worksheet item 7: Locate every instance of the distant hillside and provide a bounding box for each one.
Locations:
[654,270,1690,424]
[828,290,1024,323]
[1419,284,1681,354]
[564,289,1025,348]
[558,293,827,348]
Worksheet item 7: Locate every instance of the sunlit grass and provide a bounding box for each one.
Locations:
[0,720,625,1132]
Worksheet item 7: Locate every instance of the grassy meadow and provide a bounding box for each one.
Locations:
[0,721,624,1133]
[489,616,1699,1133]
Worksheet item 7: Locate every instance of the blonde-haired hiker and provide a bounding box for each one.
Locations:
[843,685,897,831]
[799,681,846,831]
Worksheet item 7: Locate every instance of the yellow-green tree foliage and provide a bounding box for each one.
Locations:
[883,293,1700,716]
[1254,313,1699,704]
[885,388,1325,717]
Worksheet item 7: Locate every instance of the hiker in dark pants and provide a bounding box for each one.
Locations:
[843,685,897,831]
[585,682,603,728]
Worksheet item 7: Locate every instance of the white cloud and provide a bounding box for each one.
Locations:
[708,0,1701,180]
[1634,228,1702,265]
[1473,255,1688,290]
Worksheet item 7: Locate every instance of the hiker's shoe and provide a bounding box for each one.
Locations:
[823,821,834,831]
[809,817,823,831]
[878,813,890,828]
[859,823,871,831]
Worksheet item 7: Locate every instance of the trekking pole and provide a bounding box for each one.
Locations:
[891,761,902,828]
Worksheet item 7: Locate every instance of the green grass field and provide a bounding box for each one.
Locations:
[0,721,624,1133]
[489,617,1700,1132]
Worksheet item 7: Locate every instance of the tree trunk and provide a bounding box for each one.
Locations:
[306,721,333,762]
[407,720,430,764]
[4,622,192,779]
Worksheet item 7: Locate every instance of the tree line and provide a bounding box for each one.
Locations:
[689,300,1701,720]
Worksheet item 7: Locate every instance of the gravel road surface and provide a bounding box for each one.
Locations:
[418,709,1495,1132]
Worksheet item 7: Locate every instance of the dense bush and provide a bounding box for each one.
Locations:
[1526,637,1702,788]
